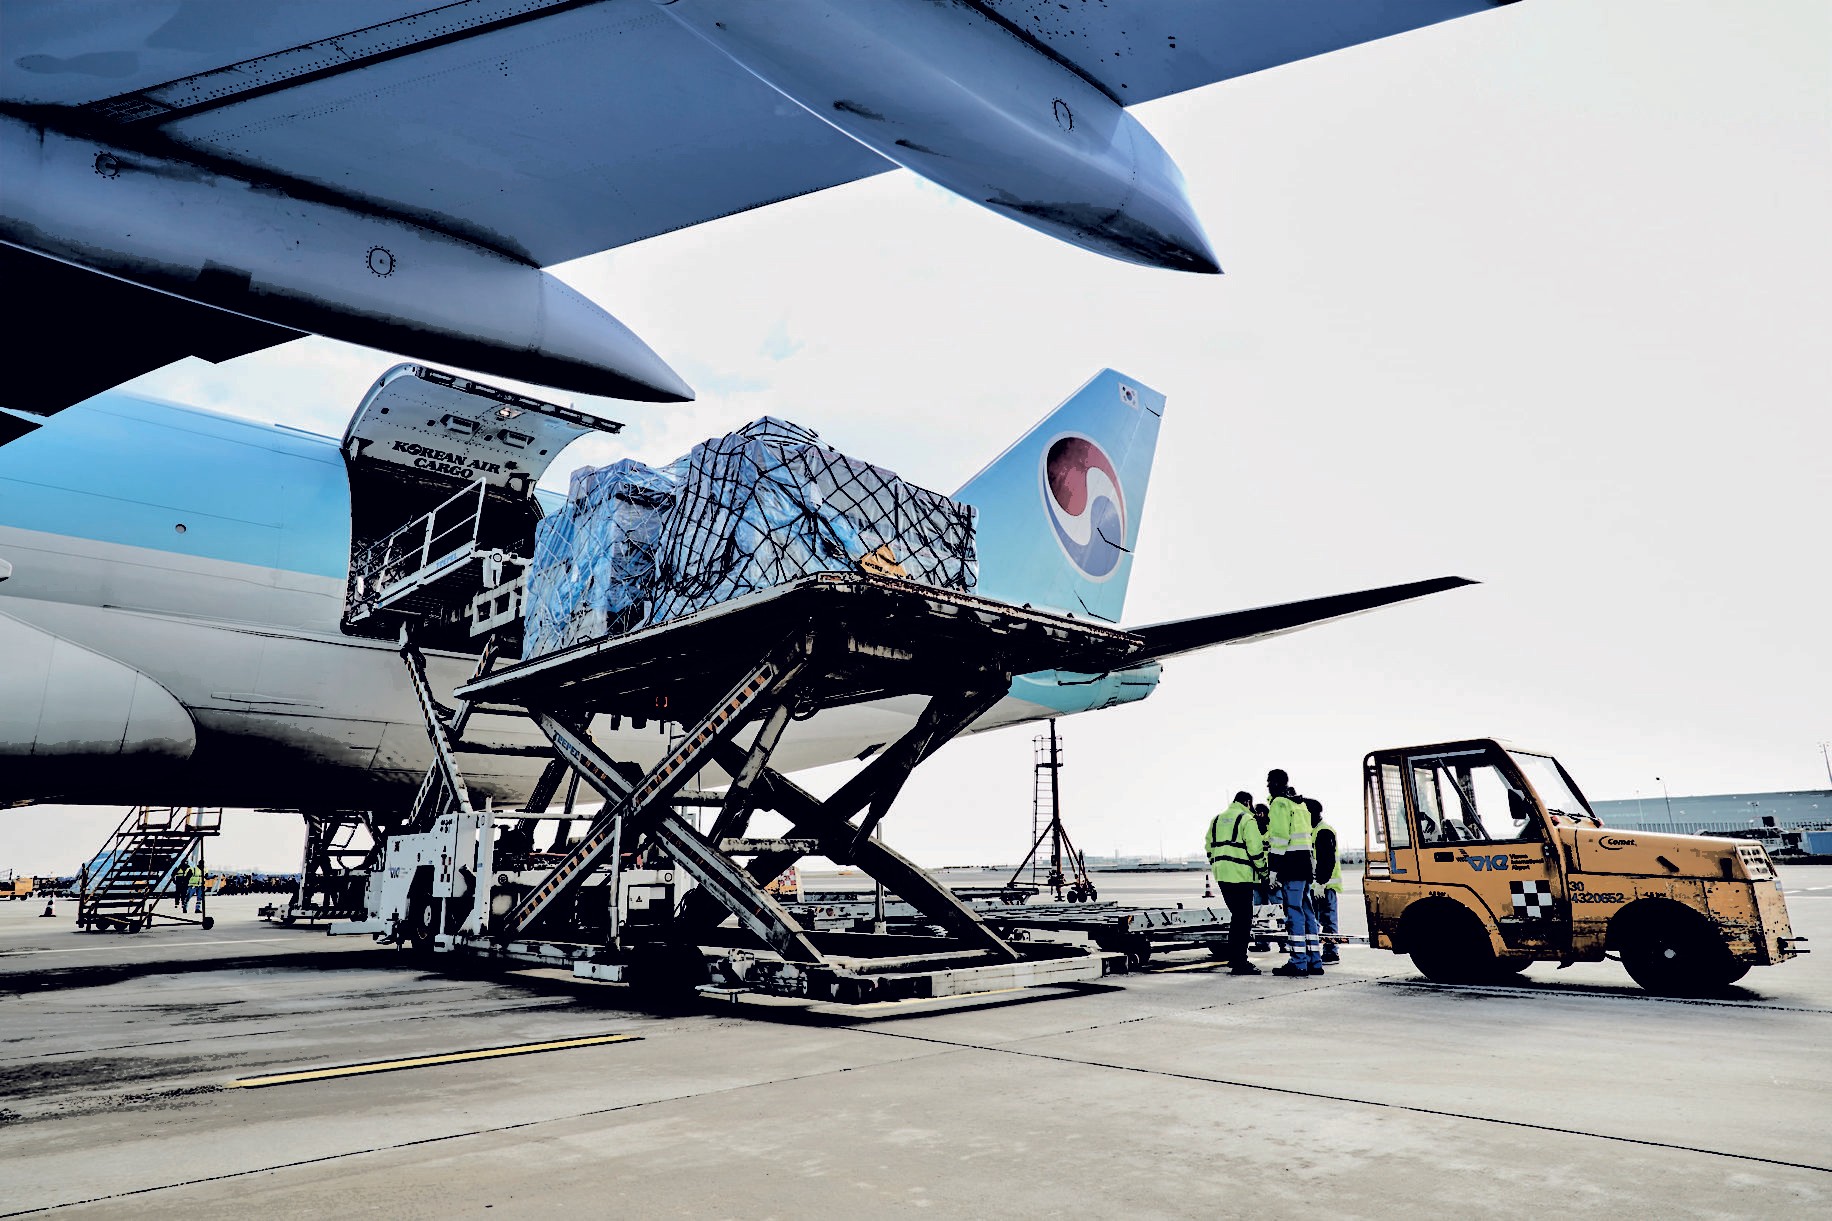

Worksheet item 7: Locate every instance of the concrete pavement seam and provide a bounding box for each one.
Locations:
[851,1025,1832,1176]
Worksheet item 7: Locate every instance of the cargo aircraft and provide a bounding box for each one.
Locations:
[1,0,1507,816]
[1,0,1521,433]
[0,364,1469,811]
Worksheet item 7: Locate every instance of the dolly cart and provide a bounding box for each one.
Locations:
[349,572,1147,1003]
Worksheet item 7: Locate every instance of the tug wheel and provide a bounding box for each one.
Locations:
[1614,903,1741,997]
[1402,901,1494,985]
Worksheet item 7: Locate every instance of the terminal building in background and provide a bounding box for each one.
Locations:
[1593,790,1832,858]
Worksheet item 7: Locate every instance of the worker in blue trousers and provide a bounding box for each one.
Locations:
[1265,769,1322,976]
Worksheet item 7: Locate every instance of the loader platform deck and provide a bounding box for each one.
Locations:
[457,570,1146,716]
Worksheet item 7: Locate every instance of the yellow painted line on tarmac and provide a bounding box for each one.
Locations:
[225,1033,641,1089]
[1155,961,1227,973]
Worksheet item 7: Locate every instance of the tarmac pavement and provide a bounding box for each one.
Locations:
[1,869,1828,1218]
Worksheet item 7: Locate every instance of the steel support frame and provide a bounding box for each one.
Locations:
[398,632,475,825]
[288,810,380,921]
[510,636,1025,973]
[503,639,811,938]
[718,726,1022,963]
[521,703,824,962]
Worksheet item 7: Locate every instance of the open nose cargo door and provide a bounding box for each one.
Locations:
[339,364,621,651]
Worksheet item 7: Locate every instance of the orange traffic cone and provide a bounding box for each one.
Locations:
[40,898,55,918]
[1201,874,1214,899]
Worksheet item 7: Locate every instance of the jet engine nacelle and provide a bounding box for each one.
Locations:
[656,0,1219,275]
[0,115,692,404]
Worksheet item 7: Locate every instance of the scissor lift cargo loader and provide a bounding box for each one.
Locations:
[341,572,1141,1003]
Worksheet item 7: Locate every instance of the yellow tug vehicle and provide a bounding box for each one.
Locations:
[1362,739,1805,996]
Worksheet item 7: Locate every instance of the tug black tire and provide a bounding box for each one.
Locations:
[1615,904,1740,997]
[1404,902,1495,985]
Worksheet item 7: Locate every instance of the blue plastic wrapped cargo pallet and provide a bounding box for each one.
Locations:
[523,418,977,658]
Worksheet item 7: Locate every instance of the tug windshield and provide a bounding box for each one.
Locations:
[1510,750,1598,824]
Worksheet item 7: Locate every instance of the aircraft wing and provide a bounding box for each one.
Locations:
[1,1,1503,264]
[0,1,1512,412]
[1129,576,1477,663]
[4,245,302,420]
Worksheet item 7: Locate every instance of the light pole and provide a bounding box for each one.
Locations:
[1656,776,1675,834]
[1819,741,1831,787]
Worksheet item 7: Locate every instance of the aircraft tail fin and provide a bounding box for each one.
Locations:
[955,369,1163,623]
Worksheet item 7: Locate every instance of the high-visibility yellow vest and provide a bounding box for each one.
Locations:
[1313,819,1342,891]
[185,866,204,886]
[1266,795,1312,856]
[1205,802,1265,885]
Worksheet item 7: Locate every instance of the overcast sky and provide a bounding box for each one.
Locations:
[7,0,1828,875]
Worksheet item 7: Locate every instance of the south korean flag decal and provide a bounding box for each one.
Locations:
[1119,383,1139,409]
[1510,879,1554,920]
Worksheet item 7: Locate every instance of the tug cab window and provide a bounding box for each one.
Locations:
[1408,748,1542,846]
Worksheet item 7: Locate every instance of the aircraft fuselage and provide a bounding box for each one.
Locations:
[0,391,1154,810]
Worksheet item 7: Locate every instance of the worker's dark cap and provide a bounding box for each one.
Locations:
[1267,768,1289,788]
[1305,798,1323,816]
[1233,790,1254,806]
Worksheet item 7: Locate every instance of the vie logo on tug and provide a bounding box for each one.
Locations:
[1041,434,1126,580]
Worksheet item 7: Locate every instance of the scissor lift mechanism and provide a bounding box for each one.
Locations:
[343,573,1146,1003]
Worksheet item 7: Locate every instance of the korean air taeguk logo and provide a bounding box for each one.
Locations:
[1041,434,1126,581]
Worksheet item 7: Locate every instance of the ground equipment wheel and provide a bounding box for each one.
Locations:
[1404,903,1495,985]
[201,916,215,931]
[403,893,439,960]
[1615,905,1740,997]
[626,943,709,996]
[1493,958,1532,976]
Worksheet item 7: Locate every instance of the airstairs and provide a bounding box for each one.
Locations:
[77,806,221,932]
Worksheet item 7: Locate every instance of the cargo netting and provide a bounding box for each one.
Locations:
[522,418,976,658]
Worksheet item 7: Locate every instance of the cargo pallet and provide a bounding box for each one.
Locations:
[337,571,1152,1006]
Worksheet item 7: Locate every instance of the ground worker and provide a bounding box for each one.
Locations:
[1308,798,1342,965]
[1266,769,1322,976]
[1251,803,1275,906]
[1205,790,1267,975]
[180,862,205,914]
